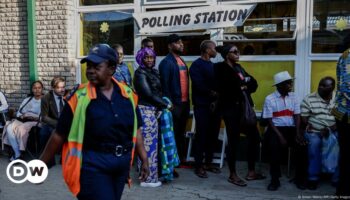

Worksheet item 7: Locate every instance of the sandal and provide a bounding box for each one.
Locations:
[195,168,208,178]
[203,165,221,174]
[228,177,247,187]
[245,173,266,181]
[173,170,179,178]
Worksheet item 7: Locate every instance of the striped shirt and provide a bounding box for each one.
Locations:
[332,49,350,123]
[263,91,300,127]
[176,56,189,102]
[301,92,336,132]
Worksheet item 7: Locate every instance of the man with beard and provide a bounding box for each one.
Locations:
[159,34,190,171]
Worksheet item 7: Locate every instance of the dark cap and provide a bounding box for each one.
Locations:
[80,44,117,65]
[167,34,181,44]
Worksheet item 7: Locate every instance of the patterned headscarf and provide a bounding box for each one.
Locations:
[136,47,156,68]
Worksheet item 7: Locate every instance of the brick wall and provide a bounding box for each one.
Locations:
[0,0,30,106]
[0,0,76,108]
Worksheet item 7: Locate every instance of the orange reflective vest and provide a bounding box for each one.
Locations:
[61,78,138,196]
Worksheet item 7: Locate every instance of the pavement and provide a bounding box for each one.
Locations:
[0,153,338,200]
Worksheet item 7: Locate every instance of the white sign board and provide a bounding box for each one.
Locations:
[133,4,256,34]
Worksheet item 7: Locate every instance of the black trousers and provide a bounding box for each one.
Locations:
[172,102,190,162]
[244,125,261,171]
[336,116,350,196]
[193,106,221,168]
[221,103,261,173]
[266,126,307,182]
[221,104,241,173]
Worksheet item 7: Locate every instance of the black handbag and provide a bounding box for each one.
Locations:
[240,91,257,131]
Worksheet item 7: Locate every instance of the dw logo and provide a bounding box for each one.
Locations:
[6,159,48,184]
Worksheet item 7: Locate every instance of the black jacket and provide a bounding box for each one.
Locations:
[41,91,61,128]
[133,67,168,109]
[214,61,258,109]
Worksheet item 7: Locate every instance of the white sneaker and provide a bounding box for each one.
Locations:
[140,181,162,188]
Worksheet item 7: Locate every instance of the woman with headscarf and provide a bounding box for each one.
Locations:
[133,47,173,187]
[214,44,264,187]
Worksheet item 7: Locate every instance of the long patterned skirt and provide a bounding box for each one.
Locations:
[138,105,159,183]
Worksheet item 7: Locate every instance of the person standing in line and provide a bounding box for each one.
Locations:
[133,47,173,187]
[331,47,350,196]
[112,44,133,87]
[190,40,221,178]
[214,44,263,187]
[262,71,308,191]
[40,44,149,200]
[141,38,154,50]
[159,34,190,169]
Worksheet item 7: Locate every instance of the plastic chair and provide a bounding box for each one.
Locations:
[185,116,227,168]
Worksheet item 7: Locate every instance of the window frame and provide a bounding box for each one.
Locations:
[76,3,136,59]
[219,0,297,44]
[307,0,347,58]
[143,0,207,6]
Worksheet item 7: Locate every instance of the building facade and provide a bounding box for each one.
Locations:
[0,0,349,109]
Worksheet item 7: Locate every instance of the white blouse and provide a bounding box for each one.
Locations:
[16,97,41,118]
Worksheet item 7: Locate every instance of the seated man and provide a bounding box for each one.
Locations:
[39,77,66,155]
[262,71,308,191]
[0,90,9,128]
[301,76,338,190]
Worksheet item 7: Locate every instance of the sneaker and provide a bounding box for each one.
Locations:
[140,181,162,188]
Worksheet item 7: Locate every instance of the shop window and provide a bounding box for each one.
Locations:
[144,0,206,5]
[312,0,350,53]
[80,11,134,56]
[222,1,296,55]
[80,0,133,6]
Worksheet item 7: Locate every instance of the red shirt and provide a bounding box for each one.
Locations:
[175,56,189,102]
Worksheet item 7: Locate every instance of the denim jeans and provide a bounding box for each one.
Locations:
[304,131,339,183]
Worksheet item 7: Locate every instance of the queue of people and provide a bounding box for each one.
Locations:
[0,34,348,200]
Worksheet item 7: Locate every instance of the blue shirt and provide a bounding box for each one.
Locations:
[113,62,132,86]
[56,82,142,147]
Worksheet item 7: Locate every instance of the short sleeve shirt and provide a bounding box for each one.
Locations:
[301,92,336,132]
[56,83,142,147]
[263,91,300,127]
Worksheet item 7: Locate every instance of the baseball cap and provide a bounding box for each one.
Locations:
[80,44,117,65]
[166,34,181,44]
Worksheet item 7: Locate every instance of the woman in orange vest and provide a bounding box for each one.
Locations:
[40,44,149,200]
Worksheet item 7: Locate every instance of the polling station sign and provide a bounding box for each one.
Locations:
[133,4,256,33]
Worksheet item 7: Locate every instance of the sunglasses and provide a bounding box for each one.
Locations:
[229,50,240,55]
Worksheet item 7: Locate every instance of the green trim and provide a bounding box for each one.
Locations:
[27,0,38,83]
